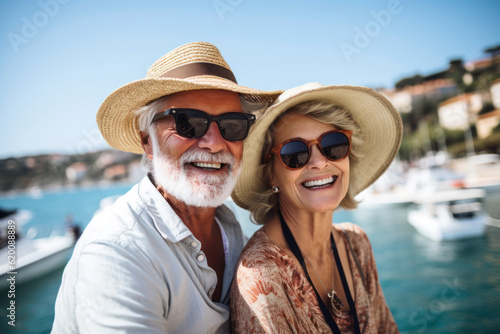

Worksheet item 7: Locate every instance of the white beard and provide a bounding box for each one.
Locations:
[151,134,241,208]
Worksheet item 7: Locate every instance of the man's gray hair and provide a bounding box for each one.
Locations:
[134,94,269,173]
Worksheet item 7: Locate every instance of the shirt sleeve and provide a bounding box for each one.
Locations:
[53,240,169,334]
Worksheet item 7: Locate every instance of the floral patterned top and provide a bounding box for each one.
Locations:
[231,223,399,333]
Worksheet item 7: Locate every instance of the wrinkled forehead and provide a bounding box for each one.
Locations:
[271,113,338,145]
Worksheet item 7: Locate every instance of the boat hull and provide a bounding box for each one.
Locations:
[408,210,487,241]
[0,236,74,290]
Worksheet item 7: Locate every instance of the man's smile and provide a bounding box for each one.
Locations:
[190,162,223,170]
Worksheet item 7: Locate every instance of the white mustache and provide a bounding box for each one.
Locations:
[180,147,236,166]
[151,144,241,208]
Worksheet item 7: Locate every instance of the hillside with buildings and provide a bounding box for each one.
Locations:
[0,150,143,194]
[379,44,500,162]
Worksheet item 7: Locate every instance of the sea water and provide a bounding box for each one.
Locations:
[1,183,499,333]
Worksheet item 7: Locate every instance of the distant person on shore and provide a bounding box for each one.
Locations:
[231,83,402,333]
[64,214,81,242]
[52,42,281,333]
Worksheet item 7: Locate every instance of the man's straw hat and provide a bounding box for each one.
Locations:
[97,41,282,154]
[232,82,403,209]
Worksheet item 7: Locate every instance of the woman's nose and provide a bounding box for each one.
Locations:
[307,144,329,169]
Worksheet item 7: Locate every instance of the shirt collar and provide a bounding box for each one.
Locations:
[138,175,192,242]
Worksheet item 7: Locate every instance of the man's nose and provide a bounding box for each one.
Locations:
[197,122,226,153]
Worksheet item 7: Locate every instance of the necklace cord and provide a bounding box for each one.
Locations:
[303,253,333,298]
[331,229,361,334]
[279,210,361,334]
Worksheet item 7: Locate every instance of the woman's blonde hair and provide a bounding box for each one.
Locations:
[248,100,363,225]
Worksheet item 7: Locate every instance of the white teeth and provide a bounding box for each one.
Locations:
[303,176,334,188]
[192,162,222,169]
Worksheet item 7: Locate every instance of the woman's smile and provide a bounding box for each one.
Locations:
[301,175,337,189]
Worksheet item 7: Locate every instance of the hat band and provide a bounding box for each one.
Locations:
[160,62,238,83]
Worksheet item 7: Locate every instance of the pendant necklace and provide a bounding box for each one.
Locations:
[303,251,344,312]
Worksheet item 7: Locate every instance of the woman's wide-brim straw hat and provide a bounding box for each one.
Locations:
[97,41,283,154]
[232,82,403,210]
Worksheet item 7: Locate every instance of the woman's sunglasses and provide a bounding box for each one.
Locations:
[266,130,353,169]
[151,108,256,142]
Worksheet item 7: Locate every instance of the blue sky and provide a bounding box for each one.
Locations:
[1,0,499,158]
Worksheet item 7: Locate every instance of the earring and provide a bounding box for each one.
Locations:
[272,186,280,193]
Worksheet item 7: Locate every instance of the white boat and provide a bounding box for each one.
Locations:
[358,164,464,208]
[407,189,488,241]
[357,163,414,207]
[357,187,415,207]
[463,154,500,192]
[0,208,75,290]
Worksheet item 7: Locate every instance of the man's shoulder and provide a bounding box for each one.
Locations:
[79,185,152,246]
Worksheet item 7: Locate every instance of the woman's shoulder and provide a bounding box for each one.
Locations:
[239,228,276,258]
[241,228,274,254]
[333,222,373,261]
[236,228,294,276]
[334,222,369,241]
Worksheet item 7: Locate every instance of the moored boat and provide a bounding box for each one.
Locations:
[0,208,75,290]
[407,188,488,241]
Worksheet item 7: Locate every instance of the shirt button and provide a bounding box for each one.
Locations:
[191,241,198,248]
[197,254,205,262]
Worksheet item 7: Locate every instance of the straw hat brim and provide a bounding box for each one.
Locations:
[231,82,403,210]
[97,76,283,154]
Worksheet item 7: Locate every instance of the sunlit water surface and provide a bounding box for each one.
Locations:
[1,185,499,333]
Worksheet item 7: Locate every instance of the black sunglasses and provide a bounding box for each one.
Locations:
[151,108,256,142]
[266,130,353,169]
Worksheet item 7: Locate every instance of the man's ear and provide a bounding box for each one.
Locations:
[140,131,154,160]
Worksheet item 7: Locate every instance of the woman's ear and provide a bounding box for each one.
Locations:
[268,163,278,189]
[140,131,154,160]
